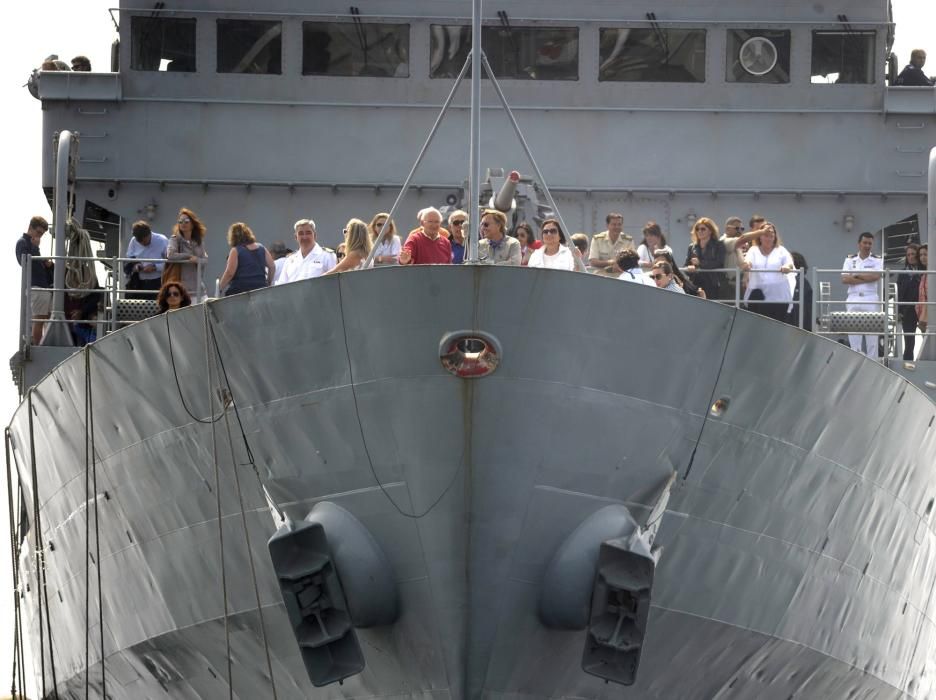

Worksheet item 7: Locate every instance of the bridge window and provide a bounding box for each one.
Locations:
[217,19,282,74]
[430,26,578,80]
[131,17,196,72]
[726,29,791,83]
[303,22,409,77]
[599,28,706,82]
[811,31,876,84]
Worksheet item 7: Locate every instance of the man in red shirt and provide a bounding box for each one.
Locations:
[400,207,453,265]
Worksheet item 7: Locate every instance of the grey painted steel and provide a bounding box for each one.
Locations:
[8,266,936,699]
[930,147,935,246]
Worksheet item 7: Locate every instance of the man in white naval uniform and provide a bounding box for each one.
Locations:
[274,218,336,285]
[841,231,883,358]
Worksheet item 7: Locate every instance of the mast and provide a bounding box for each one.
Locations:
[466,0,482,263]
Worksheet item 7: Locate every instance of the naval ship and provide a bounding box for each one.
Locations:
[7,0,936,698]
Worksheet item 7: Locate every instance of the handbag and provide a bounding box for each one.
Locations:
[161,262,183,286]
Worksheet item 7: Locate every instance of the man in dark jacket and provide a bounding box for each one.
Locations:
[15,215,53,344]
[896,50,935,87]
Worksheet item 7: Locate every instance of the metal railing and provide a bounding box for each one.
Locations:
[812,267,935,362]
[18,254,935,363]
[19,254,205,352]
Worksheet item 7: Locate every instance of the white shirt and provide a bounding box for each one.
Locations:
[744,245,793,302]
[637,243,672,267]
[273,257,288,283]
[528,246,576,271]
[842,253,882,299]
[618,267,655,285]
[372,235,402,265]
[274,243,336,285]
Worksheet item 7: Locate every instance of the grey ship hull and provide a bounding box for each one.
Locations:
[10,266,936,699]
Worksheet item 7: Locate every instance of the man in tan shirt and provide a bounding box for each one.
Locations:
[589,212,634,276]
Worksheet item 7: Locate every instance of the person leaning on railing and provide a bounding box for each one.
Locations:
[16,215,52,344]
[684,217,727,300]
[897,243,923,360]
[166,208,208,300]
[740,222,794,322]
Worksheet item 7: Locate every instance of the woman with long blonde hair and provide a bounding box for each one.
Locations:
[326,218,373,274]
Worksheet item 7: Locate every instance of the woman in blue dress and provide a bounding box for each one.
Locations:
[219,222,276,296]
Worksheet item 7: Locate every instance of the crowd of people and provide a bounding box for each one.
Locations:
[15,206,933,359]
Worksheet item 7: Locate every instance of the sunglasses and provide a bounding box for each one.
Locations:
[451,220,466,226]
[542,228,559,234]
[178,218,191,224]
[652,273,667,280]
[167,290,182,298]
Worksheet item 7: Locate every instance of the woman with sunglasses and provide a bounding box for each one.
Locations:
[651,261,685,293]
[156,281,192,314]
[527,219,576,270]
[166,208,208,300]
[368,212,401,265]
[740,222,794,322]
[513,222,541,266]
[652,250,705,298]
[685,217,727,299]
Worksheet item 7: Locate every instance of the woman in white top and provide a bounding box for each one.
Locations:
[325,219,373,274]
[368,212,401,265]
[741,222,794,322]
[527,219,577,271]
[636,221,672,269]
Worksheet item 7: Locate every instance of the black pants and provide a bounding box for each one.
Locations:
[126,277,160,300]
[901,309,919,360]
[749,302,789,323]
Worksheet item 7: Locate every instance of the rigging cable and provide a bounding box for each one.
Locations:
[165,309,226,424]
[221,407,279,699]
[205,310,285,523]
[27,390,60,698]
[5,430,26,700]
[204,304,234,700]
[203,306,280,697]
[336,278,464,519]
[682,308,738,482]
[84,347,106,698]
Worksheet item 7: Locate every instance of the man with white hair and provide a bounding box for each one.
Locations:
[275,218,336,285]
[400,207,452,265]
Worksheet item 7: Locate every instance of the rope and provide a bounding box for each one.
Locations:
[5,430,26,700]
[204,311,285,522]
[84,349,90,700]
[65,218,97,298]
[27,391,60,698]
[682,308,738,481]
[84,348,106,698]
[166,310,226,424]
[204,305,234,699]
[336,279,463,519]
[221,408,278,699]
